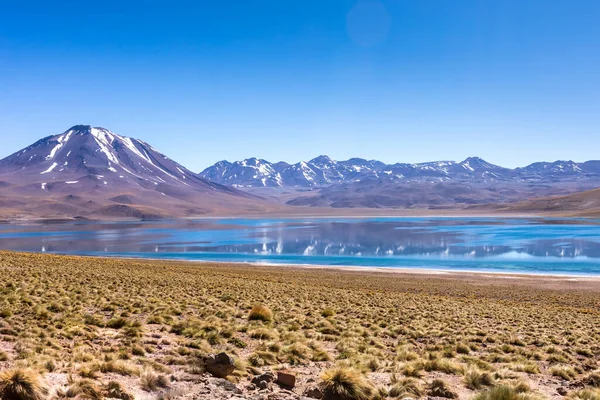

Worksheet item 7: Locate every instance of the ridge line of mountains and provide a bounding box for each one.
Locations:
[0,125,599,218]
[200,155,600,188]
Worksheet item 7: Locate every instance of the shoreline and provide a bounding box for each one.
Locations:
[3,212,597,223]
[36,250,600,282]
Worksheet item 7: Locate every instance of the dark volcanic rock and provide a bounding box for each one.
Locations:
[205,352,236,378]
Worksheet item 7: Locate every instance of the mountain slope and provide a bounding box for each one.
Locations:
[485,188,600,216]
[0,125,269,218]
[200,155,600,209]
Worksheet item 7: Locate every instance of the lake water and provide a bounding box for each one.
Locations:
[1,217,600,275]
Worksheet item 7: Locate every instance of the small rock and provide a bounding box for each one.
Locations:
[557,387,568,396]
[252,372,276,385]
[258,380,269,389]
[276,370,296,389]
[304,387,323,399]
[205,352,236,378]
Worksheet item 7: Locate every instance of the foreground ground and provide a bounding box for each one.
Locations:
[0,252,600,399]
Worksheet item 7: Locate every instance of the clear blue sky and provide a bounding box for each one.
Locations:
[1,0,599,170]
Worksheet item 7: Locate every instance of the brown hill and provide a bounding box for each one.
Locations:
[479,188,600,217]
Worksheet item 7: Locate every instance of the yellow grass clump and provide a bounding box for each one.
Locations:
[320,367,374,400]
[0,369,48,400]
[248,304,273,322]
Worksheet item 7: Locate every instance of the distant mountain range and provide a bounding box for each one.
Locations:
[200,156,600,188]
[1,125,599,219]
[200,156,600,208]
[0,125,269,218]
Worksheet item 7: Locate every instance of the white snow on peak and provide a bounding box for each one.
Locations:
[46,130,73,160]
[90,127,116,144]
[41,183,46,190]
[40,162,58,174]
[122,137,152,163]
[462,162,475,172]
[90,128,119,165]
[65,181,78,184]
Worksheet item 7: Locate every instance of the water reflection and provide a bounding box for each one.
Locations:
[1,218,600,273]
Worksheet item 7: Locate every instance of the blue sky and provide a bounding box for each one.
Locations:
[1,0,599,170]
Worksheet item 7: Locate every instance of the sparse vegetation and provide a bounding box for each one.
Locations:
[0,251,598,398]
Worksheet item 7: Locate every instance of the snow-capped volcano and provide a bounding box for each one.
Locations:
[0,125,264,218]
[0,125,215,189]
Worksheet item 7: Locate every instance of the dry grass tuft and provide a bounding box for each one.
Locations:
[248,304,273,322]
[0,369,48,400]
[320,367,374,400]
[472,385,540,400]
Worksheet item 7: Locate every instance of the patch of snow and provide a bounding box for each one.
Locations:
[41,183,46,190]
[462,162,474,172]
[40,162,58,174]
[65,181,78,184]
[45,130,72,160]
[90,128,119,164]
[121,137,152,163]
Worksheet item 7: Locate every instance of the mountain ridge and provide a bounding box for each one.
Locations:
[199,155,600,188]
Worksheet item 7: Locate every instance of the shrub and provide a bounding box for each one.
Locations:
[388,377,423,398]
[473,385,539,400]
[429,379,457,398]
[0,369,48,400]
[281,343,311,365]
[104,381,134,400]
[566,388,600,400]
[107,317,130,329]
[248,304,273,322]
[99,360,139,376]
[464,366,495,389]
[321,308,335,317]
[456,343,470,354]
[66,378,102,399]
[320,367,374,400]
[550,365,577,381]
[248,351,277,367]
[249,328,277,340]
[140,368,169,391]
[584,370,600,387]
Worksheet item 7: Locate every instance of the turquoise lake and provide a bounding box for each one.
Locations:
[2,217,600,275]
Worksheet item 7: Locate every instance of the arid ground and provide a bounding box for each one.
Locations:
[1,252,600,399]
